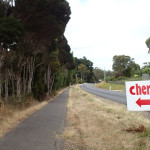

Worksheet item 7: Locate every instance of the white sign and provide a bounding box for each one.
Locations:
[125,80,150,111]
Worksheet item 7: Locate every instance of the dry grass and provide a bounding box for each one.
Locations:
[0,100,48,138]
[0,88,66,138]
[63,85,150,150]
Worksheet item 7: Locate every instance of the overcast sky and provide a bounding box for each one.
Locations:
[65,0,150,70]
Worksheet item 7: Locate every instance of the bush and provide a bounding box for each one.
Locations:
[117,76,126,80]
[106,76,113,82]
[142,67,150,74]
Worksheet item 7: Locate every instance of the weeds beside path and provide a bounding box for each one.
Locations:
[0,88,66,138]
[63,85,150,150]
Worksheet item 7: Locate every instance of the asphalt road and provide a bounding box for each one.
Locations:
[0,88,70,150]
[80,83,127,105]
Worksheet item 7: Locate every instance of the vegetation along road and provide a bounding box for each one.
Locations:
[81,83,127,105]
[63,85,150,150]
[0,88,69,150]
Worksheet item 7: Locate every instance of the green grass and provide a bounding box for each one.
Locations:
[96,76,143,91]
[123,76,142,82]
[140,127,150,137]
[95,82,125,90]
[126,77,142,81]
[95,76,144,91]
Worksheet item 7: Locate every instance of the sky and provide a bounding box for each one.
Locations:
[64,0,150,70]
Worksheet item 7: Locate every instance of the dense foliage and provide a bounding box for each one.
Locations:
[0,0,76,103]
[75,56,94,83]
[93,68,113,82]
[112,55,140,78]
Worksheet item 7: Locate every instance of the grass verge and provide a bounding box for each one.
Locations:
[63,85,150,150]
[0,88,66,138]
[0,100,48,138]
[95,81,125,91]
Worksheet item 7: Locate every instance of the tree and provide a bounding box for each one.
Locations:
[145,37,150,53]
[143,62,150,68]
[14,0,71,44]
[142,62,150,74]
[93,67,104,82]
[0,16,24,46]
[13,0,72,99]
[112,55,140,77]
[0,0,76,103]
[75,56,94,83]
[58,36,75,70]
[124,61,140,77]
[0,0,13,18]
[0,16,24,102]
[142,67,150,74]
[78,64,90,83]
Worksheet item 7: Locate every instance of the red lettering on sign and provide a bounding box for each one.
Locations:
[129,86,135,95]
[129,84,150,95]
[142,85,146,95]
[147,85,150,94]
[136,84,141,95]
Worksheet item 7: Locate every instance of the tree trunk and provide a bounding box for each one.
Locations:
[0,47,3,102]
[46,65,51,99]
[5,68,9,103]
[16,52,24,101]
[49,76,55,95]
[27,74,33,94]
[16,72,21,101]
[27,62,34,94]
[44,73,47,85]
[27,55,36,94]
[0,72,2,102]
[11,74,15,97]
[23,65,27,94]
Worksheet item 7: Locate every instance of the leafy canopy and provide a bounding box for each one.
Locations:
[0,16,24,48]
[112,55,140,77]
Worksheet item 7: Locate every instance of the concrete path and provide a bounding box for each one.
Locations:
[0,88,70,150]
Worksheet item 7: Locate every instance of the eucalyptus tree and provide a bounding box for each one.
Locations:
[14,0,71,96]
[0,0,74,102]
[112,55,140,77]
[93,67,104,82]
[0,16,24,102]
[75,57,94,83]
[78,64,90,83]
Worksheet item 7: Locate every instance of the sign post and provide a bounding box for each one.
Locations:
[125,80,150,111]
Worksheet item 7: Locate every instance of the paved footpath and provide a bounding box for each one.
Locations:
[0,88,70,150]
